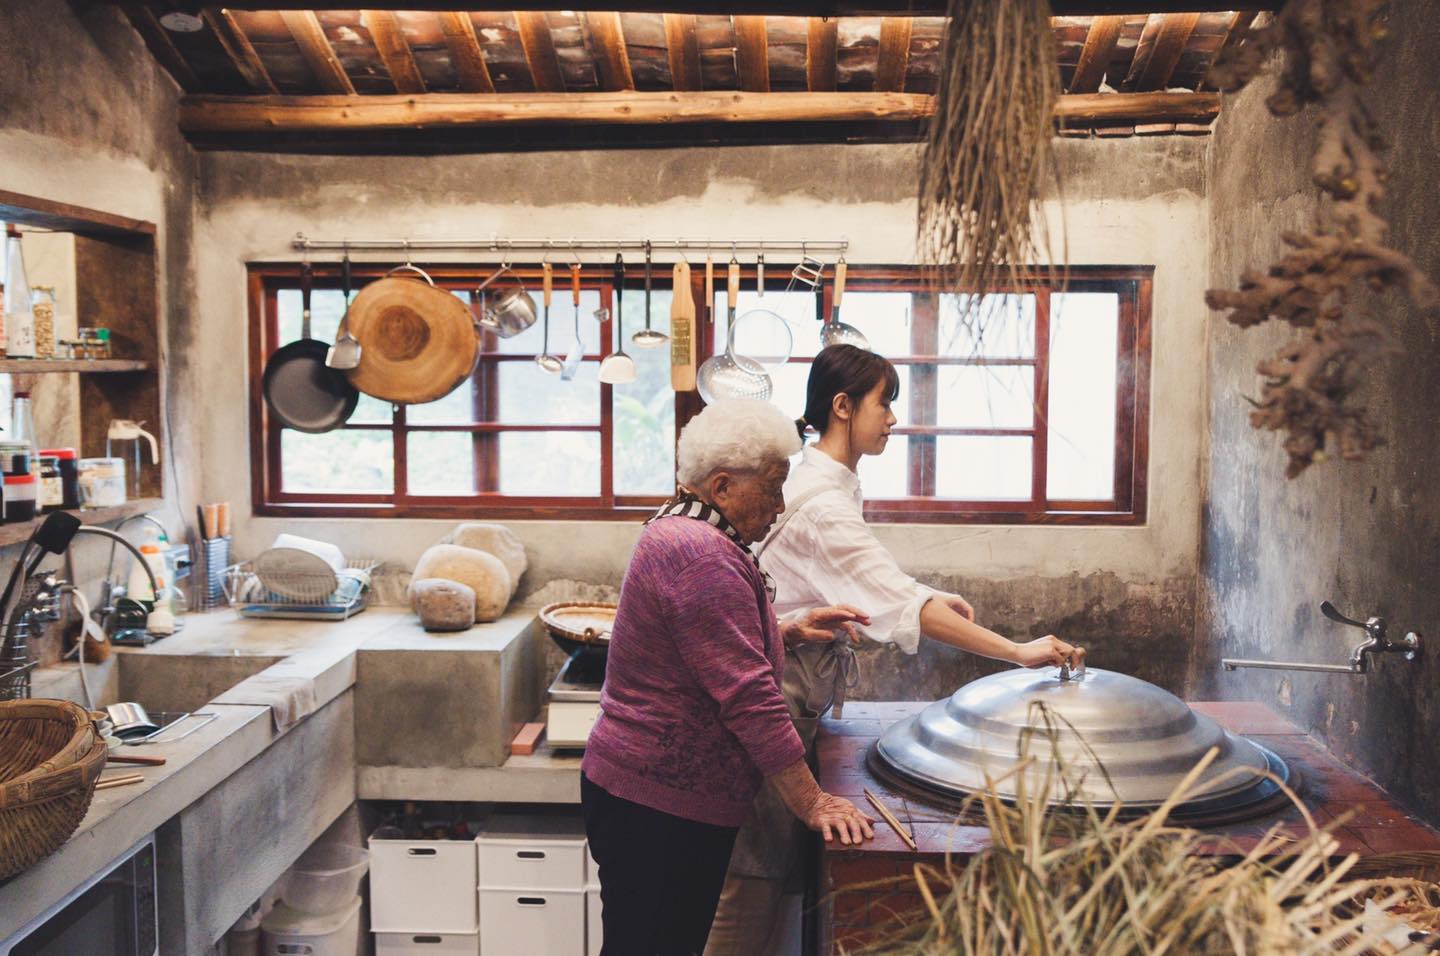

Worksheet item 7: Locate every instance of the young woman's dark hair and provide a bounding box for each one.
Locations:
[796,344,901,440]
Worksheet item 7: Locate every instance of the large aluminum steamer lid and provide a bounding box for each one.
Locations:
[875,667,1279,809]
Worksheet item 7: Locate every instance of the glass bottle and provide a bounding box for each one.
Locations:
[3,228,35,359]
[11,392,38,478]
[30,285,55,359]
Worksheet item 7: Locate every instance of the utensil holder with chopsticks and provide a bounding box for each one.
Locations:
[193,536,231,611]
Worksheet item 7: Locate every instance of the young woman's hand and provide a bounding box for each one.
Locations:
[783,605,870,646]
[802,791,875,845]
[1010,635,1084,669]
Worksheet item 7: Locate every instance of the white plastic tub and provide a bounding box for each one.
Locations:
[283,843,370,915]
[262,896,362,956]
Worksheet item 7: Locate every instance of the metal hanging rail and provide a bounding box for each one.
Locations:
[290,234,849,257]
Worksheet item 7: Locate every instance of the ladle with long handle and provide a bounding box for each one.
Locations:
[536,262,563,374]
[598,254,636,384]
[326,251,361,370]
[561,263,584,380]
[632,241,668,348]
[820,258,870,350]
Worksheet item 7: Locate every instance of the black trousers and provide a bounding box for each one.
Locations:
[581,773,740,956]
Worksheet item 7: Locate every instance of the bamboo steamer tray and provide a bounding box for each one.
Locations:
[539,602,617,656]
[0,699,108,879]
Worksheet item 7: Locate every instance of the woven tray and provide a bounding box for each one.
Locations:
[539,602,617,647]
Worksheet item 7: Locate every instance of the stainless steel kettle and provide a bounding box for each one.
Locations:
[474,263,538,338]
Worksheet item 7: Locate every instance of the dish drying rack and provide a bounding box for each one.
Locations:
[221,558,382,621]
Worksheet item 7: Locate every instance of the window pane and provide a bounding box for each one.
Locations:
[409,378,475,424]
[856,437,911,498]
[406,432,476,495]
[1047,292,1119,500]
[277,288,347,346]
[935,436,1032,500]
[714,291,818,360]
[349,393,393,425]
[829,292,914,357]
[770,362,811,424]
[495,361,601,425]
[938,293,1035,358]
[936,366,1034,429]
[281,428,393,493]
[498,432,600,496]
[490,288,605,356]
[615,289,676,496]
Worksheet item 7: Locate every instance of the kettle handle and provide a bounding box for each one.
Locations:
[384,264,436,285]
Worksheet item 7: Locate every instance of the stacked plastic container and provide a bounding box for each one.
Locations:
[477,816,589,955]
[261,843,369,956]
[370,814,597,955]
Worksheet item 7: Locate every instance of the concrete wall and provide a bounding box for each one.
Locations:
[0,0,201,662]
[1197,6,1440,817]
[196,136,1209,695]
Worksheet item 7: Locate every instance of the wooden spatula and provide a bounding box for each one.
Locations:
[670,261,696,392]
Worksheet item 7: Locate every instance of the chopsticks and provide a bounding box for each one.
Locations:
[95,772,145,791]
[107,754,166,766]
[864,787,917,851]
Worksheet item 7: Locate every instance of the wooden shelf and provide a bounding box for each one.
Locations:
[0,498,165,549]
[0,189,156,241]
[0,359,149,374]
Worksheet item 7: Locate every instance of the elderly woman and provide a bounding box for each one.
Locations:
[581,398,873,956]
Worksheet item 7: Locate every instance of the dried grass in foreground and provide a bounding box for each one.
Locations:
[849,704,1435,955]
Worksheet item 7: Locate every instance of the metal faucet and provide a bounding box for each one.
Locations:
[1221,601,1423,675]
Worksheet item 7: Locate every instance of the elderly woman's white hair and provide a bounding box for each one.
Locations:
[676,398,801,488]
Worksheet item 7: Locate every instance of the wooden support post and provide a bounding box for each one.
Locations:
[806,17,838,92]
[875,17,912,92]
[734,15,770,93]
[664,13,702,91]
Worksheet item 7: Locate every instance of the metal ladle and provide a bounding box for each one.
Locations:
[819,258,870,350]
[696,257,772,403]
[632,241,668,349]
[326,248,362,370]
[598,253,636,384]
[535,261,563,374]
[561,261,584,380]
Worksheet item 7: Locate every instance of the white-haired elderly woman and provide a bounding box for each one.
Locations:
[581,399,874,956]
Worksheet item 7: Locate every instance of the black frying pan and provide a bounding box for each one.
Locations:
[263,261,360,433]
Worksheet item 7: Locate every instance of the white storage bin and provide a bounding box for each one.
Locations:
[480,888,586,956]
[478,816,587,891]
[586,887,602,956]
[284,843,369,915]
[369,835,479,933]
[261,896,361,956]
[374,930,480,955]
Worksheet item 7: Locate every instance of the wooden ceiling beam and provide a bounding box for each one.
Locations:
[515,11,566,92]
[123,8,201,92]
[1068,15,1124,93]
[279,11,356,94]
[806,17,838,92]
[664,14,703,92]
[587,12,636,92]
[179,90,1221,133]
[438,12,496,93]
[875,17,912,92]
[203,10,278,94]
[1201,9,1258,90]
[363,10,427,94]
[734,15,770,93]
[105,2,1273,15]
[1128,12,1201,91]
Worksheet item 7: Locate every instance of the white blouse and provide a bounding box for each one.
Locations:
[759,445,936,654]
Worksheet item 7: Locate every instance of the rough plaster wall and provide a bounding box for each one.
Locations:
[1198,5,1440,817]
[196,136,1208,695]
[0,0,200,662]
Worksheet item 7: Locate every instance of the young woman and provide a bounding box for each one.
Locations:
[704,344,1083,956]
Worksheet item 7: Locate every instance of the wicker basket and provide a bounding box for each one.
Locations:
[0,699,108,879]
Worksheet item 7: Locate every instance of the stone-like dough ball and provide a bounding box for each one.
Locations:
[411,545,513,622]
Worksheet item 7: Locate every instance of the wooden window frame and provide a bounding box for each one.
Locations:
[249,263,1150,525]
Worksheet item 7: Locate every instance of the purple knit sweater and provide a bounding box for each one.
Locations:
[582,516,805,827]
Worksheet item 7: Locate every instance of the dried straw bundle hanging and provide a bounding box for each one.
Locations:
[917,0,1063,337]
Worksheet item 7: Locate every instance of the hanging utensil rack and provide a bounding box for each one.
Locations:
[292,234,848,260]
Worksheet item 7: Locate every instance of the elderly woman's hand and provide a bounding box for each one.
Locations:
[782,605,871,647]
[803,791,875,845]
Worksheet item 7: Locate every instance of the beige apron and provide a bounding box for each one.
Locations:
[725,487,861,880]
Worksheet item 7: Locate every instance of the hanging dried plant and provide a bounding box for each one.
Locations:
[1205,0,1439,478]
[917,0,1063,337]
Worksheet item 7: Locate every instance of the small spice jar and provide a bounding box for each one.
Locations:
[39,448,79,510]
[75,327,110,360]
[3,472,37,523]
[77,456,126,509]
